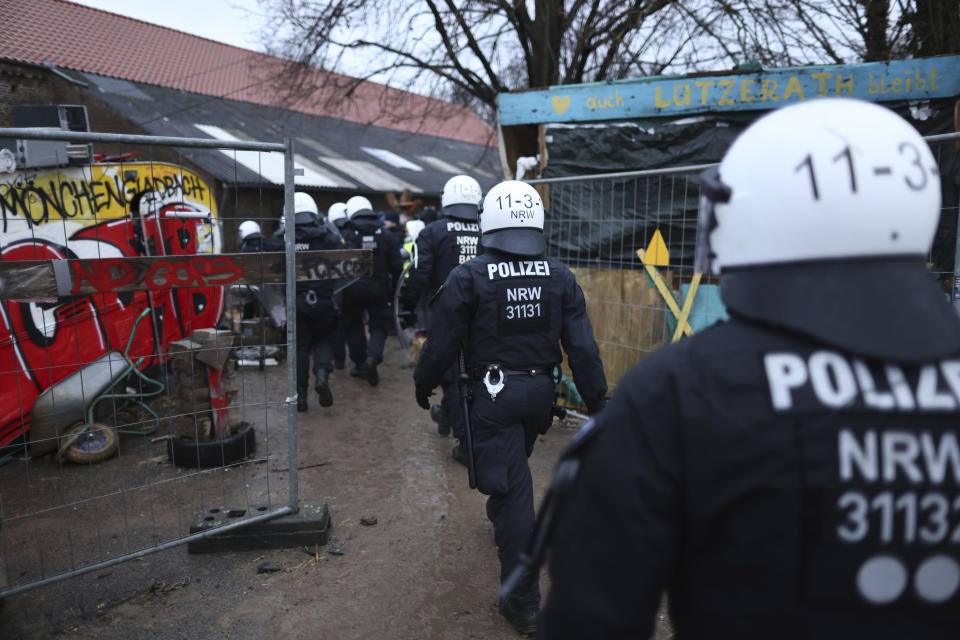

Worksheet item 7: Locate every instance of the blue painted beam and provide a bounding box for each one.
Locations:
[498,56,960,126]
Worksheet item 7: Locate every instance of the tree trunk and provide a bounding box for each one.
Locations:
[863,0,891,61]
[911,0,960,56]
[527,0,565,88]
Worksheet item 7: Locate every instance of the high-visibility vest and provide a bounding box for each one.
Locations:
[402,239,417,277]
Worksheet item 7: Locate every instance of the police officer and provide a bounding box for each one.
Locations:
[401,218,426,274]
[328,201,349,234]
[327,202,350,369]
[237,220,265,320]
[537,99,960,639]
[238,219,265,253]
[340,195,403,386]
[324,201,347,241]
[404,175,483,447]
[383,210,405,246]
[266,192,342,411]
[396,219,426,334]
[413,180,607,635]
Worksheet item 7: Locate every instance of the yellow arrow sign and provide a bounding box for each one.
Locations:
[644,229,670,267]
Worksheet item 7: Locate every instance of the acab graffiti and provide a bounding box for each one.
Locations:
[70,255,244,294]
[0,164,209,230]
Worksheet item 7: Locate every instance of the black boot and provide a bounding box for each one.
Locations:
[498,595,538,636]
[297,389,308,412]
[431,405,450,436]
[362,358,379,387]
[349,363,363,377]
[315,370,333,407]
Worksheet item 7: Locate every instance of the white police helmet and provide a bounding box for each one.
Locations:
[479,181,545,256]
[697,99,940,274]
[405,219,426,242]
[292,191,319,225]
[346,195,376,219]
[238,220,261,243]
[441,175,482,221]
[697,97,955,361]
[327,202,347,223]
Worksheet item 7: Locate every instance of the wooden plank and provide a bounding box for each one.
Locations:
[671,271,702,343]
[499,55,960,125]
[567,266,672,390]
[637,248,693,338]
[538,123,550,210]
[0,250,372,301]
[955,99,960,150]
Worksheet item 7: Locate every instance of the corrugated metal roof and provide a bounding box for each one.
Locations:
[318,158,422,193]
[419,155,465,174]
[0,0,496,147]
[87,75,501,194]
[193,124,354,189]
[361,147,423,172]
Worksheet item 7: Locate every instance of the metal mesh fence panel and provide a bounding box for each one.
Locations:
[0,129,306,596]
[539,134,960,396]
[926,136,960,295]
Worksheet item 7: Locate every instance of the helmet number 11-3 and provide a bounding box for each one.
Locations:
[497,193,536,210]
[794,141,934,201]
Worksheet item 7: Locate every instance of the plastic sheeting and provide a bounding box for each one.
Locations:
[541,100,960,274]
[542,118,746,269]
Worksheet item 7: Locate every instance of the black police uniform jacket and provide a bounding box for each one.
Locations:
[414,250,607,413]
[321,219,342,242]
[238,232,264,254]
[405,217,480,300]
[540,316,960,639]
[265,222,341,313]
[341,217,403,285]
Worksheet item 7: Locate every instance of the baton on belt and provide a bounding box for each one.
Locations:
[458,349,478,489]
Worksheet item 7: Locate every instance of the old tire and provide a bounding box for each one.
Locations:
[62,422,119,464]
[167,422,256,469]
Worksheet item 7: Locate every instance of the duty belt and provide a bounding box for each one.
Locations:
[470,365,555,380]
[471,363,559,402]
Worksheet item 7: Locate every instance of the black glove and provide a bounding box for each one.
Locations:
[415,386,434,410]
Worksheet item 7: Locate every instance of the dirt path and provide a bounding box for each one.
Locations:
[0,341,673,639]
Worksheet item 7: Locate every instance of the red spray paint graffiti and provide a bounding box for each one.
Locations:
[0,185,224,450]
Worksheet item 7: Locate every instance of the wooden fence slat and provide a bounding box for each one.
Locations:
[0,250,373,301]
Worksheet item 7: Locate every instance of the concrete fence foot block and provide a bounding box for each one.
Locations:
[187,501,331,554]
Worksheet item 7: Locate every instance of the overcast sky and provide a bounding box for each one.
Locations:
[67,0,403,87]
[69,0,270,51]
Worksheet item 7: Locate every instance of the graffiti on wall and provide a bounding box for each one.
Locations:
[0,162,223,449]
[0,164,209,230]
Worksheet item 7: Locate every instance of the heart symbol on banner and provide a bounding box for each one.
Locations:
[551,96,571,115]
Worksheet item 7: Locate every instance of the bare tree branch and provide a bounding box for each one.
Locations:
[255,0,957,130]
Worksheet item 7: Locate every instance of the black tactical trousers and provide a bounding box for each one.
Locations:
[342,279,391,365]
[333,316,347,366]
[471,373,555,602]
[296,306,336,392]
[440,363,465,439]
